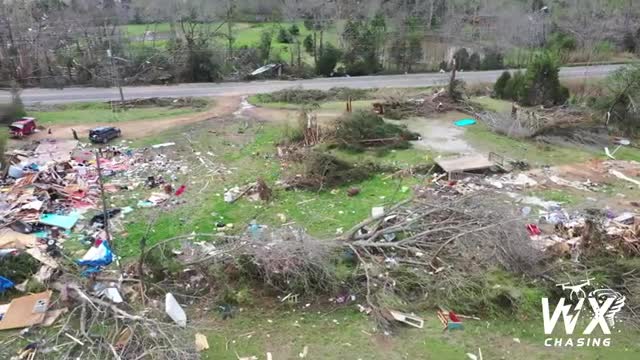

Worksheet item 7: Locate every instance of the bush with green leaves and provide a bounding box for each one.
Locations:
[258,31,273,62]
[494,54,568,106]
[333,110,419,151]
[595,64,640,136]
[316,44,342,76]
[468,53,481,70]
[481,49,504,70]
[503,70,526,101]
[341,19,382,75]
[518,53,569,106]
[622,32,637,53]
[453,48,470,70]
[546,32,577,52]
[0,91,26,125]
[289,24,300,36]
[277,28,293,43]
[303,34,314,55]
[493,71,512,99]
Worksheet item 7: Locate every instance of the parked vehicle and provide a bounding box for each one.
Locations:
[89,126,121,143]
[9,117,37,138]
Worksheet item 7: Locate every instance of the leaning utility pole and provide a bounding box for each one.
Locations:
[95,148,122,271]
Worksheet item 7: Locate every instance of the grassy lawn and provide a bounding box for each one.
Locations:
[472,96,512,113]
[464,122,596,166]
[10,96,640,359]
[29,101,208,125]
[118,121,430,257]
[123,21,340,50]
[201,307,640,359]
[124,22,173,36]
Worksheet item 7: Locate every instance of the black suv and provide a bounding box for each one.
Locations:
[89,126,121,143]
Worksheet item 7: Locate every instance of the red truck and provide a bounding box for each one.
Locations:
[9,117,37,138]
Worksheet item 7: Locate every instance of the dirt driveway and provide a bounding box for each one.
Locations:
[12,97,241,144]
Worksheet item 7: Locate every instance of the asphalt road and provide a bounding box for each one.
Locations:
[1,64,623,105]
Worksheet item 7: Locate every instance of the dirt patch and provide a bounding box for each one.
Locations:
[9,96,241,145]
[523,159,640,211]
[394,111,477,154]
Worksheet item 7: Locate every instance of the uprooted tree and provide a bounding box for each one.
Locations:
[598,64,640,136]
[140,194,549,329]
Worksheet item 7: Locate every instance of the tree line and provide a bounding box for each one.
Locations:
[1,0,639,89]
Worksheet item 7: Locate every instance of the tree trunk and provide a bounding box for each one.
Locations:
[428,0,434,30]
[448,58,457,99]
[227,20,233,62]
[313,32,317,65]
[319,30,324,56]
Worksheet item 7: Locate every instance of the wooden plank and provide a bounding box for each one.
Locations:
[435,155,495,173]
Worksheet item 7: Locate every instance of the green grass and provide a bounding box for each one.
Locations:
[200,307,640,360]
[614,146,640,162]
[119,122,429,257]
[123,21,340,57]
[472,96,512,113]
[528,189,579,205]
[30,102,206,125]
[464,122,595,166]
[124,23,173,36]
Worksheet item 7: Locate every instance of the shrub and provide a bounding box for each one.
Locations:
[277,28,293,43]
[519,53,569,106]
[547,32,577,52]
[594,41,615,55]
[493,71,512,99]
[289,24,300,36]
[622,32,637,53]
[316,44,342,76]
[301,152,374,188]
[453,48,470,70]
[482,49,504,70]
[596,65,640,136]
[0,91,26,125]
[468,53,481,70]
[258,31,272,62]
[303,34,314,55]
[333,110,419,151]
[503,71,526,101]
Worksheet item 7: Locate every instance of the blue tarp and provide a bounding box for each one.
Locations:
[454,119,477,127]
[39,212,80,230]
[0,276,15,293]
[77,240,113,276]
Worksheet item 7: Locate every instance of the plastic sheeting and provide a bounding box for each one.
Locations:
[39,212,80,230]
[0,276,15,293]
[77,240,113,275]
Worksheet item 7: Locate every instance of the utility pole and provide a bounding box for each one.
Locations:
[95,148,121,271]
[107,48,126,109]
[105,22,125,109]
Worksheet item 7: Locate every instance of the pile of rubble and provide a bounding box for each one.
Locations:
[0,139,195,289]
[415,168,640,258]
[0,139,208,358]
